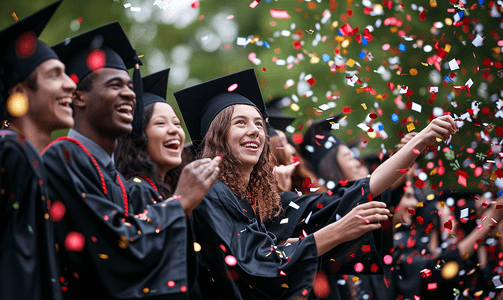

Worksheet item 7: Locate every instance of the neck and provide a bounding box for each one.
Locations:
[74,121,117,156]
[241,166,253,188]
[9,118,52,153]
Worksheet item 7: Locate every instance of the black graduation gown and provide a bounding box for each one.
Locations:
[42,138,191,299]
[0,130,62,300]
[266,178,389,300]
[391,226,478,300]
[267,178,387,275]
[126,175,201,299]
[193,180,319,300]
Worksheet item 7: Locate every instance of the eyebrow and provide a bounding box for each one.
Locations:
[105,77,133,85]
[232,115,263,121]
[44,66,63,74]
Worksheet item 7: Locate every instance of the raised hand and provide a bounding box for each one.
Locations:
[173,155,222,214]
[273,162,298,191]
[314,201,389,256]
[414,115,458,149]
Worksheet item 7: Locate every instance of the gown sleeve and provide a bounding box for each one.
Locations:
[193,180,319,300]
[43,141,190,300]
[266,178,387,276]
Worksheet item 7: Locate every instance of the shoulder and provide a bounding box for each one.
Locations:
[42,137,95,169]
[0,132,38,172]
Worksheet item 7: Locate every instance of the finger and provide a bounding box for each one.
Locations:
[365,214,389,223]
[199,160,220,179]
[365,223,382,231]
[360,207,390,217]
[204,166,220,186]
[189,158,212,170]
[358,201,387,209]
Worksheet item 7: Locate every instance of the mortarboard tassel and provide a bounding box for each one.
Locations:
[129,52,143,139]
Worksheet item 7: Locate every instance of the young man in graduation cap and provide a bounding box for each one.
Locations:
[42,22,216,299]
[0,1,76,299]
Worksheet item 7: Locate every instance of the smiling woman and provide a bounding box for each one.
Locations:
[174,69,391,299]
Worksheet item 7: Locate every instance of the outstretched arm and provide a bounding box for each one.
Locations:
[369,115,457,196]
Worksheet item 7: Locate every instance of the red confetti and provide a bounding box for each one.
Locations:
[342,106,352,114]
[420,268,432,278]
[180,286,187,293]
[270,9,290,19]
[191,1,200,8]
[64,232,85,252]
[369,113,378,119]
[249,0,259,8]
[412,149,421,155]
[279,270,286,276]
[427,282,437,290]
[416,216,423,225]
[167,281,175,287]
[398,169,408,173]
[86,49,106,72]
[383,255,393,265]
[361,245,371,253]
[354,262,364,272]
[77,17,83,24]
[227,83,238,92]
[496,127,503,138]
[419,10,427,21]
[69,74,79,84]
[293,41,302,50]
[49,201,66,222]
[225,255,237,266]
[15,32,37,59]
[312,271,331,298]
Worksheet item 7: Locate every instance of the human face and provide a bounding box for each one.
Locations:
[336,145,369,181]
[276,130,295,164]
[226,105,265,173]
[82,68,135,138]
[145,102,185,177]
[25,59,76,131]
[394,185,419,225]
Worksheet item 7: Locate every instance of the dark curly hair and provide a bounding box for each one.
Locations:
[200,105,282,222]
[115,102,185,198]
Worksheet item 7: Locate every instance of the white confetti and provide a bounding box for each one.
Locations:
[472,34,484,47]
[280,218,289,224]
[305,211,312,224]
[411,102,422,113]
[448,58,459,71]
[123,3,131,8]
[288,201,300,210]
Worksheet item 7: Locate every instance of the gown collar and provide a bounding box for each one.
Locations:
[67,129,114,167]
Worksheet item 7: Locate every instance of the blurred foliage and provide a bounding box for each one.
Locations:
[2,0,502,192]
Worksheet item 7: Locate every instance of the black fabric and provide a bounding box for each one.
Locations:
[0,130,62,300]
[0,1,61,120]
[174,69,267,144]
[193,180,319,299]
[42,139,191,299]
[300,116,344,174]
[0,0,61,88]
[268,116,295,133]
[52,22,144,138]
[142,68,170,107]
[266,178,388,277]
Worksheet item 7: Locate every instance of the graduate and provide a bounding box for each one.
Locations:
[42,22,216,299]
[114,69,222,297]
[0,1,77,299]
[174,69,394,299]
[391,183,503,299]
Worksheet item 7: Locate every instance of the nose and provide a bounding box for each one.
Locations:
[63,73,77,92]
[247,122,260,137]
[120,87,136,108]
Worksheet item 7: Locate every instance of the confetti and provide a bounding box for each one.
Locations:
[49,201,66,222]
[249,0,259,9]
[270,9,290,19]
[64,232,85,252]
[11,12,18,21]
[227,83,238,92]
[6,93,29,118]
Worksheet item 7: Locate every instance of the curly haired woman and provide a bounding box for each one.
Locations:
[173,68,457,299]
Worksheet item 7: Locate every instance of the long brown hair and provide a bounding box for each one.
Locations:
[200,105,282,221]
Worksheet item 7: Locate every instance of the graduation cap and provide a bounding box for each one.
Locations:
[52,22,144,138]
[300,114,344,174]
[142,68,170,107]
[0,0,62,118]
[174,68,266,148]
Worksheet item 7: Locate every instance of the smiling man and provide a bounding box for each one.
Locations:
[42,22,195,299]
[0,1,77,299]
